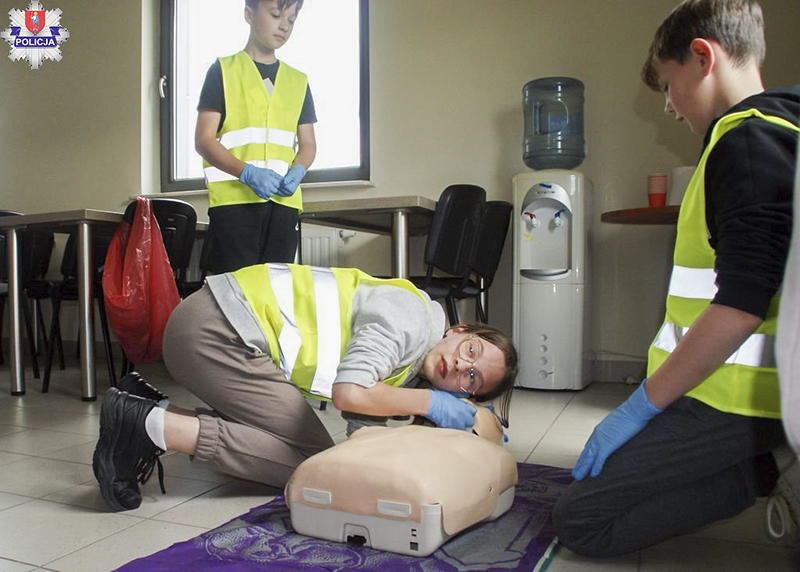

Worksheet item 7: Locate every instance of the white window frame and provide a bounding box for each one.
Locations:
[159,0,370,192]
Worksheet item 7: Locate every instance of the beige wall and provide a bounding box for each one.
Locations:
[2,0,798,374]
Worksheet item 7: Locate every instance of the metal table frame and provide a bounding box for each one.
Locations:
[1,210,125,400]
[300,195,437,278]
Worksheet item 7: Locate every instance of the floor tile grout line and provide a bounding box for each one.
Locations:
[39,503,147,570]
[522,391,579,462]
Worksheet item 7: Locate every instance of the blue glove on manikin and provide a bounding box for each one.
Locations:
[572,380,663,481]
[426,390,477,431]
[277,164,306,197]
[239,164,283,200]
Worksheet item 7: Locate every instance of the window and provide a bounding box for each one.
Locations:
[159,0,369,192]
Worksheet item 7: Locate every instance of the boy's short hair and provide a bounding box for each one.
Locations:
[642,0,765,90]
[245,0,304,11]
[462,323,519,428]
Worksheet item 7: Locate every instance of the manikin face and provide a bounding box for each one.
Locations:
[245,0,299,53]
[652,42,717,135]
[422,327,507,398]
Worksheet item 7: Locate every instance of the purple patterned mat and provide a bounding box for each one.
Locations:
[117,463,572,572]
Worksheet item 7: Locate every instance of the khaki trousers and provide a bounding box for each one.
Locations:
[162,287,334,487]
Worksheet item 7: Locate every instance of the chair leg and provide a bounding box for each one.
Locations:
[21,294,40,379]
[445,295,460,326]
[34,299,50,358]
[54,307,65,370]
[476,297,487,324]
[96,295,117,387]
[42,298,62,393]
[0,300,5,366]
[121,354,133,377]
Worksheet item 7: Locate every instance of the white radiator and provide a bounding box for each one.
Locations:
[300,226,340,267]
[184,226,341,281]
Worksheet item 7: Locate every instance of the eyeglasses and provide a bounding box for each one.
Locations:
[456,336,484,396]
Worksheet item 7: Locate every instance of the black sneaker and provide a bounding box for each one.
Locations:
[117,372,168,402]
[94,388,166,512]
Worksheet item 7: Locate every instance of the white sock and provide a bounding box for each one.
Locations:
[157,399,170,410]
[144,407,168,451]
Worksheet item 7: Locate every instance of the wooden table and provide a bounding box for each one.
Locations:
[301,195,437,278]
[0,209,207,400]
[600,205,680,225]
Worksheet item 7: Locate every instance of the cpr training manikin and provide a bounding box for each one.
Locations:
[285,403,518,556]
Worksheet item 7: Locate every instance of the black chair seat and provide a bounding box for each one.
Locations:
[50,277,103,298]
[409,276,454,299]
[24,279,51,299]
[453,279,480,298]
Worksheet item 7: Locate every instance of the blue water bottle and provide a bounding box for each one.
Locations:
[523,77,586,170]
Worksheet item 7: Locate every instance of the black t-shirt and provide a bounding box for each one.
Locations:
[197,59,317,133]
[702,85,800,319]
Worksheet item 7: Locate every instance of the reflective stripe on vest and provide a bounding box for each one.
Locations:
[203,51,306,211]
[232,263,429,401]
[647,109,799,419]
[652,322,777,369]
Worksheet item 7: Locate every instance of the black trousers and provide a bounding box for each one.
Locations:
[552,396,786,556]
[207,201,299,274]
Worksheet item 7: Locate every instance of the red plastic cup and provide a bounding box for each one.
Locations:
[647,173,668,207]
[648,192,667,207]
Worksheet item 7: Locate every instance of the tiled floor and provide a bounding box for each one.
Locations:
[0,360,797,571]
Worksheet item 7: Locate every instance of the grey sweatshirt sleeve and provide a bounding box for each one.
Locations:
[334,285,443,389]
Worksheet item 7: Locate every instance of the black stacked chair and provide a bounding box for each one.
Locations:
[42,232,116,392]
[0,210,55,376]
[409,184,486,325]
[43,198,198,389]
[122,198,198,297]
[118,198,197,375]
[451,201,513,323]
[177,231,213,298]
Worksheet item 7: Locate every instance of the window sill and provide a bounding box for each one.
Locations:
[141,180,375,200]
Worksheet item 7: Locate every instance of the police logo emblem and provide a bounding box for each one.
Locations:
[1,1,70,69]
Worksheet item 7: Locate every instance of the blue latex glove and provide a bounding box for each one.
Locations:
[572,380,663,481]
[484,404,510,442]
[277,164,306,197]
[425,390,477,431]
[239,164,283,200]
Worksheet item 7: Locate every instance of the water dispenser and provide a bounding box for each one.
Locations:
[512,170,592,390]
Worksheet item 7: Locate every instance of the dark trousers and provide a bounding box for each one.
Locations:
[207,201,299,274]
[552,396,786,557]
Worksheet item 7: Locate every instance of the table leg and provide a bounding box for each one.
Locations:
[391,211,409,279]
[77,222,97,401]
[7,228,25,395]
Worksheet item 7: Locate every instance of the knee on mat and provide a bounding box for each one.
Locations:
[552,492,615,558]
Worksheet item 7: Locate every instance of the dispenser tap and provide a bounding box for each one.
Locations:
[554,209,566,228]
[523,211,539,228]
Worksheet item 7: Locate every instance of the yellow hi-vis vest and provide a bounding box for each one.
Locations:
[203,51,306,211]
[233,263,429,401]
[648,109,800,419]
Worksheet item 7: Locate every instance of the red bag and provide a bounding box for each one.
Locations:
[103,197,181,364]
